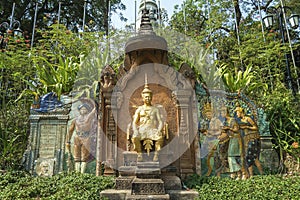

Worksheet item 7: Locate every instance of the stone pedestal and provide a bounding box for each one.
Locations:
[131,162,166,197]
[259,136,279,172]
[116,166,136,190]
[132,178,165,195]
[101,152,199,200]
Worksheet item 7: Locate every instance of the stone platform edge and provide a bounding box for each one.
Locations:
[100,189,199,200]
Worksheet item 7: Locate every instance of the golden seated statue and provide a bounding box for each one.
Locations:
[129,78,168,162]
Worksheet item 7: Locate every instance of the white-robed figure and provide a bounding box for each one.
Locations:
[131,76,164,162]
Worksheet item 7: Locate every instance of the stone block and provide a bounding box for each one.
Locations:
[161,166,177,176]
[132,178,165,195]
[100,189,130,200]
[116,176,135,190]
[119,166,137,176]
[162,176,182,190]
[137,162,160,169]
[167,190,199,200]
[135,168,161,178]
[123,151,138,166]
[126,194,170,200]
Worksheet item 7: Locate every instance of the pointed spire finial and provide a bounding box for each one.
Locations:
[139,0,154,33]
[142,73,152,94]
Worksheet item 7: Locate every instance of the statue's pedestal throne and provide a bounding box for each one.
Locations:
[128,162,169,199]
[101,151,198,200]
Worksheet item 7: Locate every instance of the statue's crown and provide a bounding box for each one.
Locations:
[203,102,212,113]
[142,74,152,94]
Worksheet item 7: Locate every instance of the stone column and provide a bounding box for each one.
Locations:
[102,91,116,176]
[259,136,279,172]
[174,89,195,179]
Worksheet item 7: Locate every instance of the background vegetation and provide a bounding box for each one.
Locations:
[0,0,126,34]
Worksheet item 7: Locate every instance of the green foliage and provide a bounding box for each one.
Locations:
[32,54,80,99]
[1,0,126,33]
[0,100,29,170]
[1,172,300,200]
[185,174,300,200]
[0,34,32,171]
[261,86,300,167]
[218,64,268,94]
[0,171,115,200]
[73,40,111,99]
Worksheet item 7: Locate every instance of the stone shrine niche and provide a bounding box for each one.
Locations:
[110,62,198,177]
[23,93,71,176]
[97,8,200,177]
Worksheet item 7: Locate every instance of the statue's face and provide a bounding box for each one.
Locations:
[41,164,49,174]
[205,111,212,120]
[79,106,88,115]
[220,110,226,118]
[236,110,242,118]
[142,92,152,104]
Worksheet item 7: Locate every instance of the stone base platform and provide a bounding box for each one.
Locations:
[167,190,199,200]
[100,189,199,200]
[132,178,165,195]
[126,194,170,200]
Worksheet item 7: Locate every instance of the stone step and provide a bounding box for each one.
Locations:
[100,189,129,200]
[137,161,160,169]
[167,190,199,200]
[135,168,161,178]
[126,194,170,200]
[132,178,165,195]
[100,189,199,200]
[116,176,135,190]
[119,166,137,176]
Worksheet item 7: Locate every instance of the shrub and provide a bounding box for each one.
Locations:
[0,171,115,200]
[184,174,300,200]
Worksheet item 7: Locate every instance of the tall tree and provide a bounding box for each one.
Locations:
[170,0,299,91]
[0,0,126,34]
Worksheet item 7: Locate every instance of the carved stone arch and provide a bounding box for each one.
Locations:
[135,51,160,65]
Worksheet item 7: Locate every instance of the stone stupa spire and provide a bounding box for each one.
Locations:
[136,0,159,31]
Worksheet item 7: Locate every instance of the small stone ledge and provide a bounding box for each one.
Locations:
[100,189,199,200]
[100,189,129,200]
[126,194,170,200]
[167,190,199,200]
